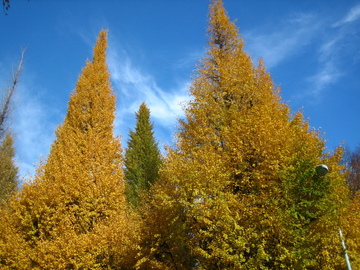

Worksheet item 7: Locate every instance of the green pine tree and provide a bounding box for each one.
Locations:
[125,102,162,206]
[0,133,18,204]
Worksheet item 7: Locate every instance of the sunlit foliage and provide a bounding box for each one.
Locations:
[0,30,140,269]
[341,191,360,269]
[0,133,18,204]
[0,1,357,269]
[139,0,352,269]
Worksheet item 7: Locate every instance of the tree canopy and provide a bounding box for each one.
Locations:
[0,133,18,204]
[139,0,352,269]
[0,30,140,269]
[1,1,359,269]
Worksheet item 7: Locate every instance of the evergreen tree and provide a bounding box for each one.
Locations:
[0,30,140,269]
[140,1,350,269]
[0,133,18,204]
[125,102,162,206]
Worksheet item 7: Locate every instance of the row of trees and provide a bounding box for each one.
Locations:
[0,0,359,269]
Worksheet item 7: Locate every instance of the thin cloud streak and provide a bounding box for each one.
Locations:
[244,13,320,68]
[306,63,342,99]
[107,44,190,148]
[14,84,56,180]
[108,46,189,123]
[304,4,360,100]
[244,8,358,102]
[333,4,360,27]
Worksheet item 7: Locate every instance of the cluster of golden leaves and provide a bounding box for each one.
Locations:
[341,190,360,269]
[139,1,359,269]
[0,31,141,269]
[0,0,358,269]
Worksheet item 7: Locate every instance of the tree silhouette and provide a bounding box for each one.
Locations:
[125,102,162,206]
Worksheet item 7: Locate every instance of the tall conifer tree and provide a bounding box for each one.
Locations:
[0,30,140,269]
[0,133,18,204]
[125,102,161,206]
[140,1,350,269]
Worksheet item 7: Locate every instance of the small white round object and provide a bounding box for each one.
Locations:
[316,164,329,176]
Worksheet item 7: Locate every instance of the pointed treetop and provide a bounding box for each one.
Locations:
[208,0,242,51]
[92,29,108,66]
[136,102,152,129]
[0,30,141,269]
[43,28,121,194]
[187,0,255,118]
[139,101,148,112]
[125,102,161,206]
[65,29,115,136]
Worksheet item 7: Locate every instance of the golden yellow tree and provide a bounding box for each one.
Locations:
[140,1,351,269]
[341,191,360,269]
[0,133,18,205]
[0,30,140,269]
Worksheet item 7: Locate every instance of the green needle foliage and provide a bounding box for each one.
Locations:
[125,102,162,206]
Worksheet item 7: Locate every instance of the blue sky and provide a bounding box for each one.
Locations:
[1,0,359,180]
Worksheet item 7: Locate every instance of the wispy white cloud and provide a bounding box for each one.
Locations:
[305,62,342,99]
[0,55,53,181]
[244,13,320,68]
[107,42,190,145]
[344,4,360,23]
[302,35,343,99]
[13,83,56,181]
[173,50,204,71]
[318,37,340,61]
[244,8,358,102]
[333,4,360,27]
[303,4,360,100]
[109,49,188,121]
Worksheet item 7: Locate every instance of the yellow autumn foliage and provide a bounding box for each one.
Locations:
[341,192,360,269]
[139,1,354,269]
[0,30,140,269]
[0,1,358,269]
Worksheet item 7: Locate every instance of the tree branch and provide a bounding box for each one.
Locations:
[0,49,25,139]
